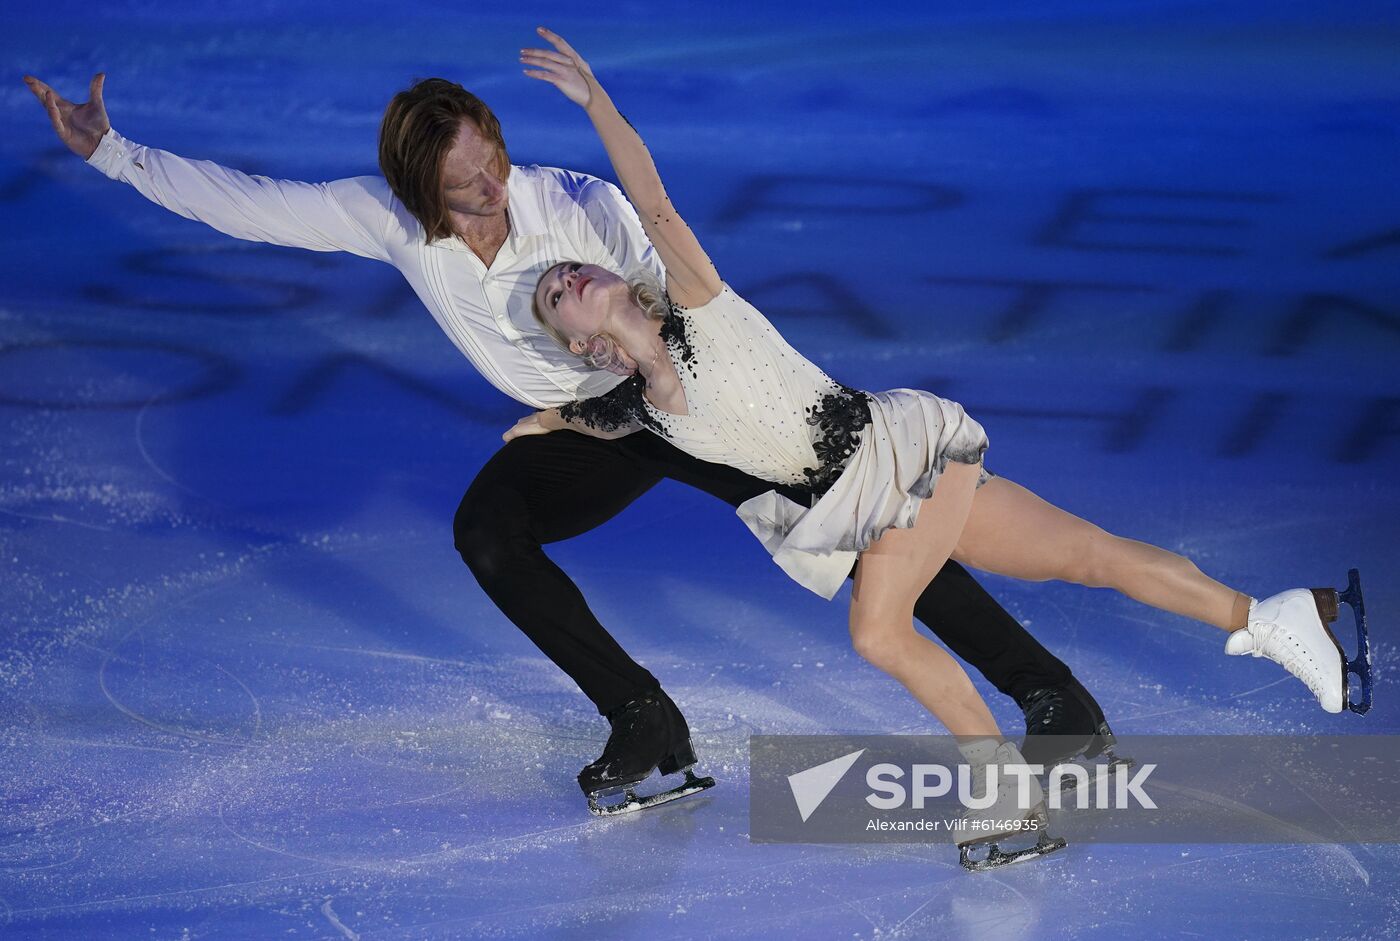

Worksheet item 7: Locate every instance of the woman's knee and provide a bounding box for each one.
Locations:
[1060,525,1117,587]
[848,605,916,672]
[849,628,907,673]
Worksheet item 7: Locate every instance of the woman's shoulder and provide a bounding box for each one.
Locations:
[664,282,739,316]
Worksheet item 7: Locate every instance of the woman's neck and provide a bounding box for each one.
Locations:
[606,309,666,381]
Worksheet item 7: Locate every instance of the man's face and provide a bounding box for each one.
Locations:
[440,121,509,219]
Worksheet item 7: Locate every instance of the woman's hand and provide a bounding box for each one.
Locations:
[503,409,560,443]
[23,73,111,159]
[520,26,601,109]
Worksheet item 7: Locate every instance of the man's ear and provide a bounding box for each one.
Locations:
[568,338,586,355]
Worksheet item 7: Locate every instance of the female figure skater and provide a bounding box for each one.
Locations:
[510,28,1369,867]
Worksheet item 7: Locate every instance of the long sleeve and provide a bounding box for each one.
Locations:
[86,128,396,262]
[577,178,666,285]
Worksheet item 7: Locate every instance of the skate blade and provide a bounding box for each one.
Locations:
[587,769,716,817]
[1339,569,1372,715]
[1023,733,1097,767]
[1314,569,1372,716]
[959,829,1069,872]
[1047,751,1136,795]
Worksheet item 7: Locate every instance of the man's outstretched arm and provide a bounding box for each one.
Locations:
[24,73,394,262]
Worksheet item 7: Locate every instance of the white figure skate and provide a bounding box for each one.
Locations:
[1225,570,1372,715]
[956,741,1068,872]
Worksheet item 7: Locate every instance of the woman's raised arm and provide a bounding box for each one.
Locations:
[521,27,723,309]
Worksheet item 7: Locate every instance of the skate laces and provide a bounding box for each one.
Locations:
[965,745,1022,806]
[1250,620,1324,699]
[1021,688,1064,730]
[967,761,988,802]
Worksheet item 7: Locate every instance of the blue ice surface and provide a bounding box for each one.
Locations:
[2,1,1398,938]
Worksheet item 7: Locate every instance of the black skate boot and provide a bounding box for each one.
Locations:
[578,689,715,817]
[1018,677,1134,789]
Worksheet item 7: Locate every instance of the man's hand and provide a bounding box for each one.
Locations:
[503,409,561,443]
[520,26,601,110]
[23,73,111,159]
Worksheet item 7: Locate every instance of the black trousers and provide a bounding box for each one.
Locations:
[453,428,1071,716]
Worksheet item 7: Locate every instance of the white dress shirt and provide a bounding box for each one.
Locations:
[86,128,665,409]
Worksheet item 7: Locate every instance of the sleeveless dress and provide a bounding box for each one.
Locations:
[558,284,992,600]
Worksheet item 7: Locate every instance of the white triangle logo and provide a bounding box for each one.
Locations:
[787,748,866,822]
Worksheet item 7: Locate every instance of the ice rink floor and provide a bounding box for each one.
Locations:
[3,2,1398,938]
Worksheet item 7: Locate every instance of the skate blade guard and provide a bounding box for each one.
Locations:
[587,768,716,817]
[1314,568,1373,715]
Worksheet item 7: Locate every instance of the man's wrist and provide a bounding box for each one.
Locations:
[85,127,128,176]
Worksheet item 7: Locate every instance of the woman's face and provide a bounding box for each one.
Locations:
[535,261,628,354]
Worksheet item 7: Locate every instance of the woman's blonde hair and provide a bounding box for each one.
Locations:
[531,271,669,358]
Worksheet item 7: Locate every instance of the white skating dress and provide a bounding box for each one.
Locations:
[558,285,991,600]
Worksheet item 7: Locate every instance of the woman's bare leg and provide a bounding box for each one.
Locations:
[952,477,1251,631]
[848,460,1002,737]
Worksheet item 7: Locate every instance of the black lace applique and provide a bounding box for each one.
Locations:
[558,374,665,434]
[798,384,873,496]
[558,301,697,436]
[660,295,697,378]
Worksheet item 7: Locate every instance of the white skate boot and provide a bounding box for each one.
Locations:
[955,740,1067,872]
[1226,588,1349,713]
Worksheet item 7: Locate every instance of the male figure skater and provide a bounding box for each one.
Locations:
[25,70,1125,814]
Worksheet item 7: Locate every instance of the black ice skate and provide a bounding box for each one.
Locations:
[1018,677,1134,793]
[579,690,716,817]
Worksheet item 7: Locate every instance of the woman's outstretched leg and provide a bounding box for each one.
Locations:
[950,477,1251,631]
[848,460,1001,737]
[950,475,1359,714]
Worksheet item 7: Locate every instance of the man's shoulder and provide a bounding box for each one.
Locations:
[513,163,619,203]
[329,174,420,243]
[331,174,397,209]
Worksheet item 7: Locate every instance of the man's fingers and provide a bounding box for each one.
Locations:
[41,90,66,137]
[89,72,106,107]
[23,75,55,102]
[51,92,75,121]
